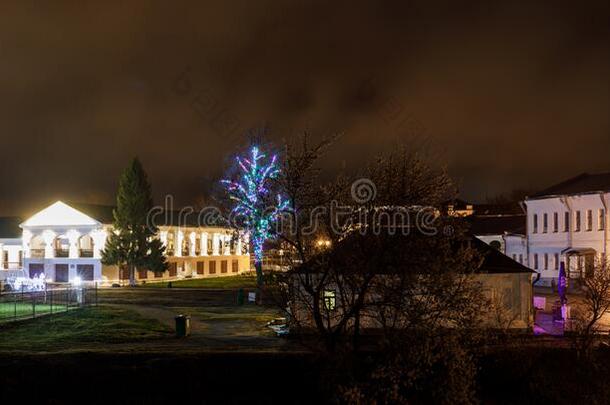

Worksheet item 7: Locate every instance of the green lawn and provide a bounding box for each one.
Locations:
[0,306,171,351]
[141,274,257,289]
[0,302,65,322]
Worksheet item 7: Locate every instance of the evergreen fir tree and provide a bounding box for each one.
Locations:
[102,158,167,286]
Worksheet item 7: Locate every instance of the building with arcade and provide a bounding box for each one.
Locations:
[0,201,250,286]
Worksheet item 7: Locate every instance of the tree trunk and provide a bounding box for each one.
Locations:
[129,264,136,287]
[255,260,263,304]
[353,309,361,351]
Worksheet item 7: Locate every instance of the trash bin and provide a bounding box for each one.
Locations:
[175,315,191,337]
[237,288,244,305]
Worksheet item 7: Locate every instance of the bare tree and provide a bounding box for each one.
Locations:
[275,143,488,351]
[262,141,504,403]
[570,260,610,356]
[488,289,521,332]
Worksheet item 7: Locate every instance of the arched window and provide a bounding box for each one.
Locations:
[489,240,501,250]
[182,237,190,256]
[195,235,201,255]
[79,235,94,257]
[166,231,175,256]
[29,235,45,258]
[54,236,70,257]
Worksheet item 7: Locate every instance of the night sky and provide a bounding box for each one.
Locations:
[1,1,608,216]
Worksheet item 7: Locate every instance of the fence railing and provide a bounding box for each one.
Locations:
[30,249,45,259]
[79,249,94,258]
[0,285,98,323]
[54,249,70,258]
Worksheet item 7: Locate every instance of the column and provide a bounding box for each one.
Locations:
[22,230,32,259]
[159,230,168,248]
[176,230,184,257]
[42,230,56,259]
[201,232,208,256]
[67,229,80,259]
[189,232,197,256]
[243,233,250,255]
[236,234,243,256]
[212,233,220,256]
[223,234,231,255]
[91,230,108,259]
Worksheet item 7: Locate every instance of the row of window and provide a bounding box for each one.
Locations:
[152,259,240,279]
[29,263,94,282]
[511,253,524,265]
[528,253,560,271]
[532,209,606,234]
[166,237,243,257]
[511,253,597,272]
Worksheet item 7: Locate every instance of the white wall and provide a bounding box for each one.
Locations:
[525,192,609,286]
[476,235,505,252]
[504,234,527,266]
[0,238,23,268]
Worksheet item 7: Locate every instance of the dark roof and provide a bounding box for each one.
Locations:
[467,214,525,236]
[473,202,524,216]
[295,232,533,275]
[443,198,472,209]
[471,237,533,274]
[68,202,115,224]
[67,202,222,227]
[528,172,610,199]
[0,216,23,238]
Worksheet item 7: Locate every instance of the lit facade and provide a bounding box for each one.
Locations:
[1,201,250,285]
[521,193,608,286]
[505,173,610,287]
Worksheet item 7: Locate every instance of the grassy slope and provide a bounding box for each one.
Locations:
[0,306,171,351]
[141,274,257,289]
[0,303,57,321]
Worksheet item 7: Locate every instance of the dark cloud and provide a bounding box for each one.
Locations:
[0,0,608,215]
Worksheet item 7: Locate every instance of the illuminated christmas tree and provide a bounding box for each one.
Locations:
[222,146,288,289]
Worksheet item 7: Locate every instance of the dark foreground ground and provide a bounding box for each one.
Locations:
[2,346,610,404]
[1,285,609,403]
[0,352,325,404]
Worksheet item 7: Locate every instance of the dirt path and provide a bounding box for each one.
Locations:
[121,304,199,330]
[108,303,287,350]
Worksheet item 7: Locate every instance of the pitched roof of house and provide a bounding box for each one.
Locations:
[0,216,23,238]
[467,214,526,236]
[68,202,115,224]
[528,172,610,200]
[20,201,101,228]
[470,237,533,274]
[295,232,533,275]
[473,202,524,216]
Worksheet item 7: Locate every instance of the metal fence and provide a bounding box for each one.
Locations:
[0,285,98,323]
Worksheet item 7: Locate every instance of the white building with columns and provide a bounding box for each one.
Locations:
[0,201,250,285]
[0,217,25,280]
[505,173,610,287]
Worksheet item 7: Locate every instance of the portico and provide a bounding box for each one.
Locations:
[3,201,251,285]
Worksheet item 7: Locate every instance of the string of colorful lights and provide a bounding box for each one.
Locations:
[221,146,289,266]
